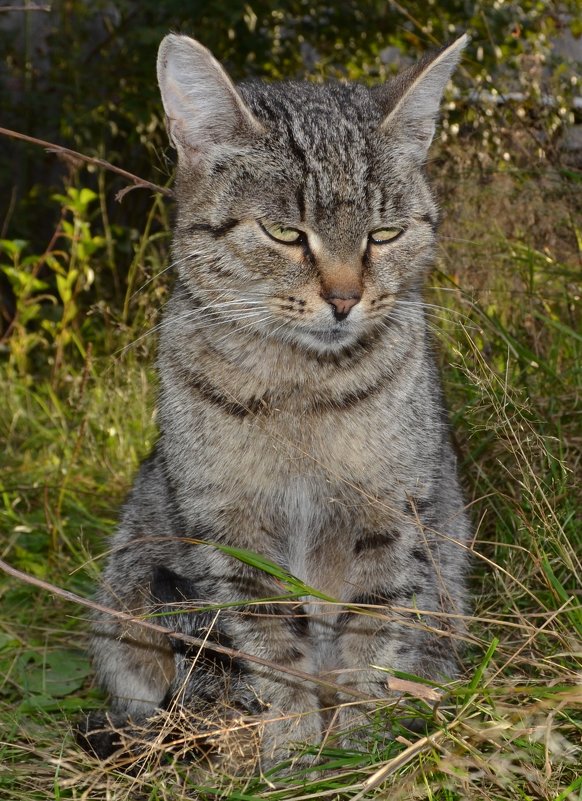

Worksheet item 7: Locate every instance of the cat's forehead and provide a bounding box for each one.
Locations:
[239,80,382,146]
[238,80,388,223]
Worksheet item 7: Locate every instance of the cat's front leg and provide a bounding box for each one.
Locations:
[333,574,463,747]
[334,610,440,743]
[154,562,323,768]
[225,595,323,768]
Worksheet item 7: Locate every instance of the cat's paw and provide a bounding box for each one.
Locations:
[258,707,323,770]
[330,701,397,752]
[76,710,128,760]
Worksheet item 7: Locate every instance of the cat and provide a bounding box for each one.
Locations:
[79,31,471,769]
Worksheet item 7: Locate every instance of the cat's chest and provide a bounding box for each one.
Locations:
[275,475,359,595]
[214,406,398,504]
[167,378,431,515]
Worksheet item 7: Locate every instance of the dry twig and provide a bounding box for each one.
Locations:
[0,556,374,702]
[0,126,174,201]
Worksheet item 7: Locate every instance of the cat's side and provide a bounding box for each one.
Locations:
[83,33,471,768]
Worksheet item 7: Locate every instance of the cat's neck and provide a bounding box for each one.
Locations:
[157,279,427,410]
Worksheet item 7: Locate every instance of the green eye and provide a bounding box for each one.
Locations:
[261,221,304,245]
[369,227,404,245]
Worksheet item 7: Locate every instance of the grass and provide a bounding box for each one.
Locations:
[0,144,581,800]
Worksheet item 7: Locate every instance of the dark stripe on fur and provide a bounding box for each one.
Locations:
[296,185,306,221]
[407,495,437,526]
[188,219,239,238]
[420,212,438,231]
[313,377,386,412]
[282,116,309,173]
[337,584,422,628]
[354,528,400,554]
[187,367,385,417]
[239,601,309,638]
[187,373,270,418]
[411,546,430,564]
[151,566,240,667]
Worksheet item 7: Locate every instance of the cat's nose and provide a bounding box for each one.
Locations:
[322,291,362,321]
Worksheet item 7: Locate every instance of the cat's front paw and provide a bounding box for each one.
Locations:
[258,706,323,770]
[188,705,323,775]
[330,700,399,752]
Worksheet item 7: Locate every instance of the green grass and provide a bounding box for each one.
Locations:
[0,151,581,800]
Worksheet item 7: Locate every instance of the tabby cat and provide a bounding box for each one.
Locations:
[82,32,471,768]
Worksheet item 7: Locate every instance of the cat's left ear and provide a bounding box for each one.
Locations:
[377,34,468,162]
[157,33,264,165]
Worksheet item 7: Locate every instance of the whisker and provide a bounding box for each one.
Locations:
[386,304,481,337]
[211,314,273,346]
[180,313,264,335]
[193,300,265,315]
[394,299,476,326]
[115,308,265,357]
[130,250,199,299]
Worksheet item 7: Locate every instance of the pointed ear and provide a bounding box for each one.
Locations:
[377,34,468,162]
[157,34,264,164]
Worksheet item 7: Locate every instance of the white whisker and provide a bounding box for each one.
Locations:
[115,305,266,357]
[130,250,199,298]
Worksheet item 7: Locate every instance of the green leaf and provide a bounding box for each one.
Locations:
[0,633,20,652]
[78,187,98,207]
[541,557,582,636]
[207,541,334,601]
[44,253,67,276]
[56,273,73,304]
[532,311,582,344]
[22,649,91,698]
[18,693,94,713]
[1,266,49,294]
[468,637,499,692]
[0,239,28,258]
[554,775,582,801]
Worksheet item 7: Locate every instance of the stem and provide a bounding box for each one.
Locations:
[0,557,374,703]
[0,127,174,200]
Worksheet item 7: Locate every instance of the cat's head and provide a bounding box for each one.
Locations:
[157,33,466,354]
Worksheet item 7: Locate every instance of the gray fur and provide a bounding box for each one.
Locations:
[88,33,470,766]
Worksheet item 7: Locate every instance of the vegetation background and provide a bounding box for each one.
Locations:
[0,1,580,799]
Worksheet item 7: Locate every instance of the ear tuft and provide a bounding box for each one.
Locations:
[157,34,263,163]
[378,34,468,162]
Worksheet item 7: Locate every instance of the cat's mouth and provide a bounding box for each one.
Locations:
[309,326,352,342]
[289,322,362,353]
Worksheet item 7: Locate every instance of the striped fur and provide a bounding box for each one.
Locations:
[87,33,471,767]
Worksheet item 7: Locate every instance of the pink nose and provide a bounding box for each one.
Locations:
[322,292,362,320]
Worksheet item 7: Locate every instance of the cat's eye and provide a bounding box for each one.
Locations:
[260,221,305,245]
[369,227,404,245]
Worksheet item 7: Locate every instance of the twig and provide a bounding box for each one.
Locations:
[0,4,50,10]
[349,726,457,801]
[0,557,372,702]
[0,126,174,201]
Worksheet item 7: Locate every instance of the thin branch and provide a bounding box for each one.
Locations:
[0,4,51,10]
[349,726,458,801]
[0,557,373,702]
[0,126,174,201]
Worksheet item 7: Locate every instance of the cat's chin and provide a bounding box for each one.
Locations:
[287,325,363,354]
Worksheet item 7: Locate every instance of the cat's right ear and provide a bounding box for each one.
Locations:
[157,34,264,165]
[376,34,468,164]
